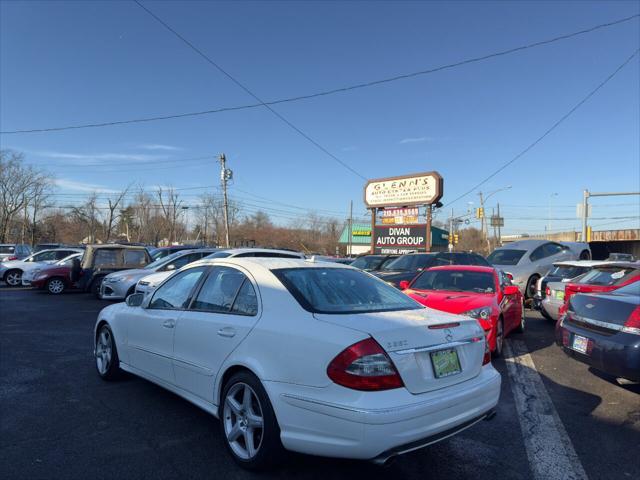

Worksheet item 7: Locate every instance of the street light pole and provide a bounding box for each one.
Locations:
[219,153,231,248]
[478,185,511,252]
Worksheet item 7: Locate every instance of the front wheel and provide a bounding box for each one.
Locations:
[220,372,284,470]
[95,324,120,380]
[4,269,22,287]
[525,276,539,301]
[46,277,66,295]
[493,317,505,358]
[91,277,104,298]
[516,300,526,333]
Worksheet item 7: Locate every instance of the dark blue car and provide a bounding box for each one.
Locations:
[555,281,640,382]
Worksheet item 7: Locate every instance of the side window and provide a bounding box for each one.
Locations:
[234,252,255,258]
[55,250,72,260]
[472,254,490,266]
[149,267,207,310]
[543,243,564,257]
[93,250,119,267]
[529,245,547,262]
[191,266,246,313]
[231,280,258,316]
[124,250,147,266]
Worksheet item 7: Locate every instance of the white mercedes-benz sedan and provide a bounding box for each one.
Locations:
[94,258,500,470]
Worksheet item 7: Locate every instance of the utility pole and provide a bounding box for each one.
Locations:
[497,202,502,246]
[348,200,353,257]
[447,208,454,252]
[581,189,589,243]
[478,191,486,243]
[219,153,232,248]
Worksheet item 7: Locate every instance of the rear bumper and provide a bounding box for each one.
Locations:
[541,297,562,321]
[264,365,501,460]
[556,321,640,382]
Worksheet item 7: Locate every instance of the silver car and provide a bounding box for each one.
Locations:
[1,247,82,286]
[100,248,219,300]
[540,280,567,321]
[487,240,591,299]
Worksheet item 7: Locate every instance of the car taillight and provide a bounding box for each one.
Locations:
[6,256,17,261]
[545,287,551,296]
[622,306,640,335]
[482,336,491,365]
[327,338,403,391]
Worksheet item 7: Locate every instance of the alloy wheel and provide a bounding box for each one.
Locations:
[223,382,264,460]
[95,329,113,375]
[48,279,64,294]
[6,271,21,286]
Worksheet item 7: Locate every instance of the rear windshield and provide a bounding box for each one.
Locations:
[549,265,589,279]
[487,249,526,266]
[577,267,637,286]
[273,267,422,314]
[350,256,386,270]
[412,270,496,294]
[381,254,434,272]
[0,246,15,254]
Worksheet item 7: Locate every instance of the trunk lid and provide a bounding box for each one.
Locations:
[567,292,638,334]
[314,308,485,394]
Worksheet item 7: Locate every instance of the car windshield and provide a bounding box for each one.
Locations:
[350,256,385,270]
[58,254,82,266]
[144,251,184,270]
[412,270,496,293]
[549,265,589,279]
[0,246,15,254]
[577,267,637,286]
[273,267,422,314]
[487,249,526,266]
[205,251,231,259]
[381,254,434,272]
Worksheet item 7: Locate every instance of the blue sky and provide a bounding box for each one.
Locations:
[1,0,639,234]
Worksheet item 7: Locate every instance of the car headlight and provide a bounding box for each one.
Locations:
[462,307,493,320]
[106,277,124,283]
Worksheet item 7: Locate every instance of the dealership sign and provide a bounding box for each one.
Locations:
[374,225,427,254]
[381,207,419,225]
[364,172,443,208]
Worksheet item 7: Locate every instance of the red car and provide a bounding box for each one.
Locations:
[400,266,525,357]
[559,263,640,317]
[27,262,74,294]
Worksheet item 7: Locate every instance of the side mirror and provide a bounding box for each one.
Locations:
[399,280,410,290]
[503,285,519,296]
[504,272,514,281]
[125,293,145,307]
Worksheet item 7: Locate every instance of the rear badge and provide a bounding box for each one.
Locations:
[585,304,594,309]
[444,329,454,342]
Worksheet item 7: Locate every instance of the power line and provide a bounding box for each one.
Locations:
[130,1,366,180]
[446,48,640,207]
[2,13,637,136]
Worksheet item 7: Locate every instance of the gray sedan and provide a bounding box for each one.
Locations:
[99,248,218,300]
[487,239,591,300]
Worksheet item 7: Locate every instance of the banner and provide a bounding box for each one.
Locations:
[373,225,427,254]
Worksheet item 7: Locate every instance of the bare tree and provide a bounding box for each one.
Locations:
[0,150,52,243]
[71,193,101,243]
[104,185,132,241]
[157,186,182,244]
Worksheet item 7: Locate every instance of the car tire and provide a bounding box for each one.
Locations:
[540,308,555,322]
[46,277,66,295]
[493,317,504,358]
[579,250,591,260]
[91,277,104,299]
[516,300,526,333]
[525,275,539,302]
[4,269,22,287]
[95,324,121,381]
[219,371,285,471]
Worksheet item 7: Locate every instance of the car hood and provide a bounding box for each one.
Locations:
[138,271,172,285]
[105,269,150,280]
[404,289,495,314]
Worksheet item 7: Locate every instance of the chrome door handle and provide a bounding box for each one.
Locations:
[162,319,176,329]
[217,327,236,338]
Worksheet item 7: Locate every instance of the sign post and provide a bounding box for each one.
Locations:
[364,171,443,254]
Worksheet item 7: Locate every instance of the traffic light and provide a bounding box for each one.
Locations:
[453,234,459,245]
[476,207,484,219]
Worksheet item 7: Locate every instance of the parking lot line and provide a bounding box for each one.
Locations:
[504,339,588,480]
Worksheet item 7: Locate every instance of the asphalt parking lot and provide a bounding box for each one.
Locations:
[1,285,638,480]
